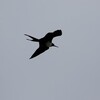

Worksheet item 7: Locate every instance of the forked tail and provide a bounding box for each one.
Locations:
[24,34,39,42]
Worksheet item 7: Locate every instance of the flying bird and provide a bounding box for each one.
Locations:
[25,30,62,59]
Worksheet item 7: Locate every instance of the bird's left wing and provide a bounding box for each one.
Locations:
[30,46,49,59]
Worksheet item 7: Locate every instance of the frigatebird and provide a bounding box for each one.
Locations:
[25,30,62,59]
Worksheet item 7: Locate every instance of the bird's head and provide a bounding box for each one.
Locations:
[52,43,58,48]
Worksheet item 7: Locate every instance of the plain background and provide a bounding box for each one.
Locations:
[0,0,100,100]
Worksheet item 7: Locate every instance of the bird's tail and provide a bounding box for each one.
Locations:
[24,34,39,42]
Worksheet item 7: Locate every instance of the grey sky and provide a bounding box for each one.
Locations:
[0,0,100,100]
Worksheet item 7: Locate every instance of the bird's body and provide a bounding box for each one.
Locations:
[25,30,62,59]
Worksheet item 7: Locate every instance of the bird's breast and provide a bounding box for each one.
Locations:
[45,41,52,47]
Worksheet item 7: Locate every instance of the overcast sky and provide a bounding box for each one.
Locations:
[0,0,100,100]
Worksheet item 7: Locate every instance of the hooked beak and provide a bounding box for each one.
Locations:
[54,45,59,48]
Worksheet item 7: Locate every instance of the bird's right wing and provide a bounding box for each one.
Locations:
[44,30,62,41]
[52,30,62,37]
[30,46,49,59]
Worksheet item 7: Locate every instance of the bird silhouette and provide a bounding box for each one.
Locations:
[25,30,62,59]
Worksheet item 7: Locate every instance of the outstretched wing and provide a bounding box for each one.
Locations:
[44,30,62,41]
[30,46,49,59]
[52,30,62,37]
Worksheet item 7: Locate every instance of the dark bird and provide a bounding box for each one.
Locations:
[25,30,62,59]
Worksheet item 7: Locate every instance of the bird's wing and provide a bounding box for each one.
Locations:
[30,46,49,59]
[52,30,62,37]
[44,30,62,41]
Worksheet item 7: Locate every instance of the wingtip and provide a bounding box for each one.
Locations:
[29,57,32,59]
[54,29,62,36]
[29,56,35,59]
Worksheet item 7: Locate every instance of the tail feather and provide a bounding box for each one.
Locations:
[24,34,39,42]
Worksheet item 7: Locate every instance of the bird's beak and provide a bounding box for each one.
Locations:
[54,45,59,48]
